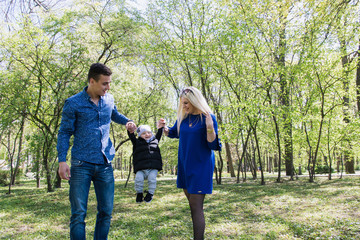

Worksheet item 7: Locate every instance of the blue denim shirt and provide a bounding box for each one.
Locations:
[57,87,129,164]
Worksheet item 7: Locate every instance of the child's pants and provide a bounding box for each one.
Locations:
[135,169,158,194]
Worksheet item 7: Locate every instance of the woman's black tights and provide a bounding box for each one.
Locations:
[183,189,206,240]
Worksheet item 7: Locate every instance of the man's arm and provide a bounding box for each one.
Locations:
[111,105,130,125]
[58,162,71,180]
[57,100,75,180]
[111,105,137,132]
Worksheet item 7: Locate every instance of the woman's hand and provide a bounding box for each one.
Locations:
[205,112,214,129]
[164,126,169,136]
[205,112,216,142]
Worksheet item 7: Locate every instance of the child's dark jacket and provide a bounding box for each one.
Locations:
[128,128,163,173]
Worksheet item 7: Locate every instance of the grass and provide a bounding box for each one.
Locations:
[0,173,359,239]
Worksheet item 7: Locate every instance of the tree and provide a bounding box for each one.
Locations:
[0,0,54,22]
[1,12,90,191]
[145,0,231,180]
[336,0,359,174]
[0,115,26,194]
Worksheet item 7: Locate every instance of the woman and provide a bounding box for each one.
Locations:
[165,86,222,240]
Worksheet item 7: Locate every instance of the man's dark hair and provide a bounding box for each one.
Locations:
[87,63,112,82]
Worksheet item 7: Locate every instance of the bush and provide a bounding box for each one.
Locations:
[0,170,9,185]
[0,169,23,185]
[15,168,23,184]
[315,165,334,174]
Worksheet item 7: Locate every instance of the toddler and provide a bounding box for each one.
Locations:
[127,119,166,203]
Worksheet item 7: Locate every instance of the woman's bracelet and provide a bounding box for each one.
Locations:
[207,128,214,133]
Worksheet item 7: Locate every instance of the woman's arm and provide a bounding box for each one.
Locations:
[205,112,216,142]
[165,121,179,139]
[205,113,222,151]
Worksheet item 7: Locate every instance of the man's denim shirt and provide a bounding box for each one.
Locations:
[57,87,129,164]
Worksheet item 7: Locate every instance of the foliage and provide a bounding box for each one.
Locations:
[143,0,360,180]
[0,12,91,191]
[0,175,359,239]
[314,165,335,174]
[0,170,8,186]
[1,0,360,188]
[0,169,23,186]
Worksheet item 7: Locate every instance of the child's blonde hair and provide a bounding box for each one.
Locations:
[177,86,213,134]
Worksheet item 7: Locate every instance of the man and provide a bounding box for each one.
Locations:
[57,63,136,240]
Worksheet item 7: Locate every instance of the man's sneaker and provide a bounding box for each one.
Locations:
[136,193,143,203]
[144,193,153,203]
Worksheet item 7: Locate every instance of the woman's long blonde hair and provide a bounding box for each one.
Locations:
[177,86,213,134]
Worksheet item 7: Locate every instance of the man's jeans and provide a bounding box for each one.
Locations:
[69,159,114,240]
[135,169,158,194]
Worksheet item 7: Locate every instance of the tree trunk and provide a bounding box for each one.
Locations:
[124,155,133,188]
[224,142,235,177]
[356,38,360,114]
[327,121,332,180]
[216,152,223,185]
[236,128,251,183]
[35,144,41,188]
[340,37,355,173]
[252,128,265,185]
[250,139,257,180]
[7,133,14,195]
[44,157,53,192]
[268,156,273,173]
[278,9,293,177]
[273,116,282,183]
[42,135,54,192]
[54,168,62,188]
[344,150,355,174]
[11,115,26,185]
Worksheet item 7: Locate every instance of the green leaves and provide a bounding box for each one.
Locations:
[1,0,360,186]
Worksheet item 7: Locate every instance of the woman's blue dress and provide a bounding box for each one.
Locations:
[168,114,221,194]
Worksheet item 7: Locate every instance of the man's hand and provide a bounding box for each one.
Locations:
[58,162,71,180]
[126,121,137,133]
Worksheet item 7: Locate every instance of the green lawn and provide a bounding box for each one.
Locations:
[0,174,359,239]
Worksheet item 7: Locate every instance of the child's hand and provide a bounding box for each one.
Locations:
[126,121,137,133]
[157,118,166,129]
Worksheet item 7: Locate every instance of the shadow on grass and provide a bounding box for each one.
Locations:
[0,177,359,239]
[216,177,359,202]
[206,177,360,239]
[110,180,194,239]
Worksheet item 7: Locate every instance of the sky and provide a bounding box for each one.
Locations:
[126,0,148,12]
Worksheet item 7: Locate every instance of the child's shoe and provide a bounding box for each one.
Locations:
[136,193,143,203]
[144,193,153,203]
